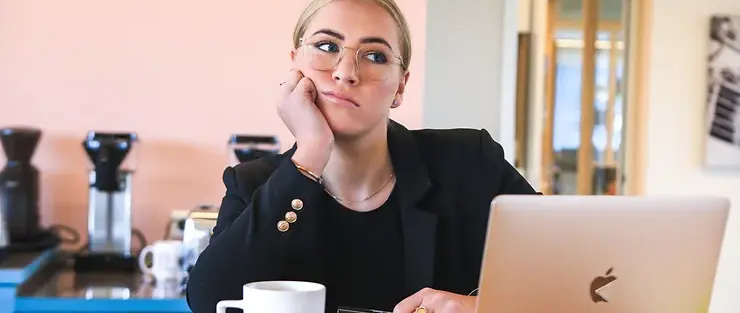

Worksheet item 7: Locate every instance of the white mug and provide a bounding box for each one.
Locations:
[138,240,185,282]
[216,281,326,313]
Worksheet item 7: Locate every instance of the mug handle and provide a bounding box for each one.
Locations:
[216,300,245,313]
[138,245,154,275]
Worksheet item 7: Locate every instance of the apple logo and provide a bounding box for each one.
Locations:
[590,267,617,303]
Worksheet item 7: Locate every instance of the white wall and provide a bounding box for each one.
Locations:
[422,0,519,163]
[635,1,740,312]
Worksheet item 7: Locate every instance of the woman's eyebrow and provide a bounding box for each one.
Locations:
[312,28,344,39]
[312,28,393,50]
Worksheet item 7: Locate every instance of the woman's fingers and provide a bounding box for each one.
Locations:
[394,288,433,313]
[280,69,304,94]
[294,76,317,101]
[394,288,475,313]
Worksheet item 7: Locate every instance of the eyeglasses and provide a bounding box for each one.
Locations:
[298,35,405,81]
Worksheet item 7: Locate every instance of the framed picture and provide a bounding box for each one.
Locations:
[705,15,740,168]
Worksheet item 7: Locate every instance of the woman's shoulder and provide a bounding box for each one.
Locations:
[404,127,538,195]
[409,127,505,161]
[223,153,286,194]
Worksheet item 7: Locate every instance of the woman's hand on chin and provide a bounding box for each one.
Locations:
[277,69,334,175]
[393,288,477,313]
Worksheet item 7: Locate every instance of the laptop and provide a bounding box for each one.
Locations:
[475,195,730,313]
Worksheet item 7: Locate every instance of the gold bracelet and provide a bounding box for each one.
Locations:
[292,160,323,185]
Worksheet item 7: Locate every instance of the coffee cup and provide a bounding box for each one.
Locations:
[216,281,326,313]
[138,240,185,282]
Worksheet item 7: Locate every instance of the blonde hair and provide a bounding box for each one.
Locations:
[292,0,412,70]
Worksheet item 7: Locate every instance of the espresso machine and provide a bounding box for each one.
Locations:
[75,131,139,272]
[0,127,54,250]
[178,135,279,287]
[228,134,280,165]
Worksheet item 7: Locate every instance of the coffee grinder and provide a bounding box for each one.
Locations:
[75,131,139,272]
[0,127,45,245]
[228,135,280,165]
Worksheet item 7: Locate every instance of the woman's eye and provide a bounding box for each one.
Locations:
[316,42,339,53]
[364,52,389,64]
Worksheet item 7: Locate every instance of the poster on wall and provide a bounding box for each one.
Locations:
[706,14,740,168]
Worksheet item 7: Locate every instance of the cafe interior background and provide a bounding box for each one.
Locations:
[0,0,739,312]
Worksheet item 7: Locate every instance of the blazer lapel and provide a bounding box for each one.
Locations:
[285,121,438,294]
[387,121,437,295]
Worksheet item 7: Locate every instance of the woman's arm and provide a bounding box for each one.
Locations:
[479,129,540,195]
[185,156,325,313]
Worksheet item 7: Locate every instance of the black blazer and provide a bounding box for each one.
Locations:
[186,120,539,313]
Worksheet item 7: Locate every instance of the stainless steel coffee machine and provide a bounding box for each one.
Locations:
[75,131,139,272]
[0,196,8,262]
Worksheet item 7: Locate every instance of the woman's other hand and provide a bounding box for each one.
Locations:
[393,288,477,313]
[277,69,334,175]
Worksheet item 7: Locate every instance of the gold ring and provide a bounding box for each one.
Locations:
[414,306,427,313]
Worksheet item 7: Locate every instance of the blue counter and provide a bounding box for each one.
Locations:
[0,249,190,313]
[14,298,190,313]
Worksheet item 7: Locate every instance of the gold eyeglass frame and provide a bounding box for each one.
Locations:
[297,36,406,80]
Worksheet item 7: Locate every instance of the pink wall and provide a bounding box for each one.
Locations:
[0,0,426,247]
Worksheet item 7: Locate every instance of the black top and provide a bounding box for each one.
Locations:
[185,120,540,313]
[324,188,405,312]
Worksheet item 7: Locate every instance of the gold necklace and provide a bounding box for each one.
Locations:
[324,174,395,204]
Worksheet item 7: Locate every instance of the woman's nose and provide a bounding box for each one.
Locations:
[332,52,359,85]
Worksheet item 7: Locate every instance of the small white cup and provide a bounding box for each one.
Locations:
[216,281,326,313]
[138,240,185,282]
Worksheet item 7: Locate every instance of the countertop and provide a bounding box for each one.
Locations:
[2,249,190,312]
[0,250,56,285]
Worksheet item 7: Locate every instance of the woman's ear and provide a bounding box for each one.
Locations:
[392,71,411,108]
[291,50,297,62]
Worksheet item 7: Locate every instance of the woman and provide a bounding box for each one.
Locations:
[185,0,539,312]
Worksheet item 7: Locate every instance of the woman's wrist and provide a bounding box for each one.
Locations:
[292,145,330,176]
[291,150,329,185]
[292,158,324,184]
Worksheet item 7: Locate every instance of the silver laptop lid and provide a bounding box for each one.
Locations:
[476,195,729,313]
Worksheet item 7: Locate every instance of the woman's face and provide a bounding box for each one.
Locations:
[291,0,409,140]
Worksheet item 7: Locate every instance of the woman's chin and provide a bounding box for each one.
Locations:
[328,125,363,140]
[326,119,367,140]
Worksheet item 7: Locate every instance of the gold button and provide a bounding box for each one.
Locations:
[277,220,290,232]
[291,199,304,210]
[285,211,297,223]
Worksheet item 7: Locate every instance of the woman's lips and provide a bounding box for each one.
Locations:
[321,91,359,108]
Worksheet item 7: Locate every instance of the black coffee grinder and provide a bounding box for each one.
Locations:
[0,127,45,247]
[228,135,280,165]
